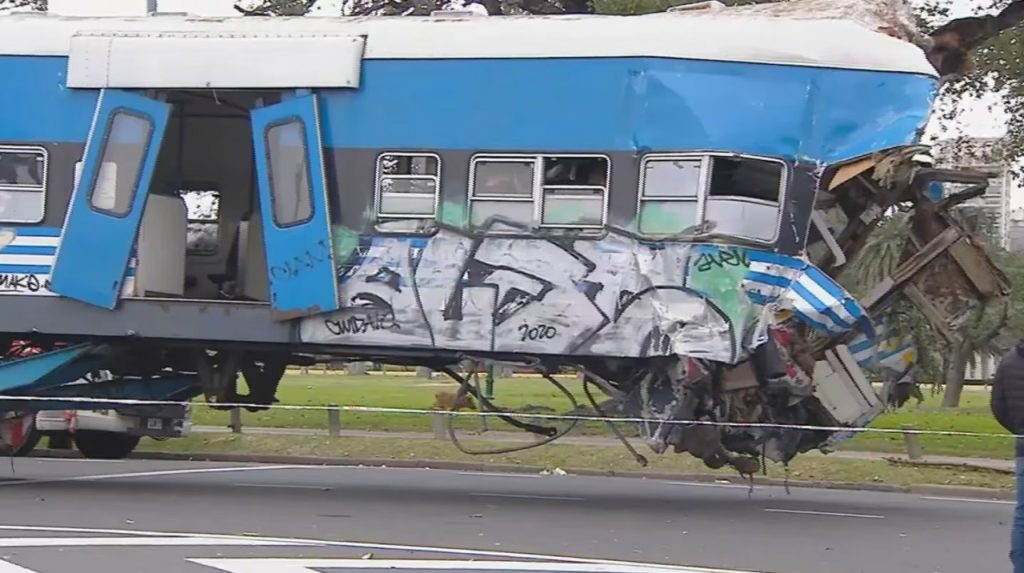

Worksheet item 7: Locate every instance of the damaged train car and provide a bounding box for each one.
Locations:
[0,0,1009,465]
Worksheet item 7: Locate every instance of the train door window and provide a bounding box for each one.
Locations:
[0,146,46,223]
[376,153,440,219]
[540,156,608,228]
[469,157,536,228]
[180,188,220,254]
[89,111,154,217]
[703,156,784,242]
[265,119,313,227]
[638,157,702,234]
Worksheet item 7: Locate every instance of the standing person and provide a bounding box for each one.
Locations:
[991,340,1024,573]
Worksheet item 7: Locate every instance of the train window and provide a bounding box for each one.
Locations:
[0,146,47,223]
[469,158,536,228]
[638,154,785,241]
[638,157,701,234]
[89,111,153,217]
[180,188,220,255]
[470,155,609,230]
[265,119,313,228]
[376,153,440,219]
[703,156,784,241]
[540,157,608,228]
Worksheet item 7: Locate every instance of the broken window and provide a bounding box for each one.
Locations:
[638,153,785,242]
[638,157,701,234]
[376,153,440,219]
[540,157,607,228]
[703,156,784,242]
[179,188,220,255]
[469,155,608,230]
[0,146,46,223]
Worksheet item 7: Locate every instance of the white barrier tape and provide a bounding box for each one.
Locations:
[0,393,1015,440]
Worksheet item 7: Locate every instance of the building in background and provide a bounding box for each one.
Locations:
[932,136,1016,250]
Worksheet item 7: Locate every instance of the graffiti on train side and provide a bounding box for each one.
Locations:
[299,222,863,364]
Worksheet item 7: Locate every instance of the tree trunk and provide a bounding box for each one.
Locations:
[941,342,971,408]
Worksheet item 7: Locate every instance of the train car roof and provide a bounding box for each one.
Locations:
[0,11,938,77]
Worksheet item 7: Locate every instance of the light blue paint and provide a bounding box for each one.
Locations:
[0,56,99,143]
[0,343,104,394]
[316,58,936,161]
[49,89,169,309]
[0,55,935,162]
[251,93,340,318]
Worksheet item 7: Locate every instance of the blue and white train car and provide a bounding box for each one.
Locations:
[0,4,943,466]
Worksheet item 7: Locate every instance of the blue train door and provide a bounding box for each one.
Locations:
[50,89,170,309]
[250,93,340,321]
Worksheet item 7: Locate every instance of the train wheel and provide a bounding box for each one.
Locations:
[73,431,141,460]
[0,413,41,457]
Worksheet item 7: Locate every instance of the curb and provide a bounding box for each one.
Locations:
[28,448,1016,501]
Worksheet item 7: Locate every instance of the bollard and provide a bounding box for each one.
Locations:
[328,404,341,438]
[230,407,242,434]
[901,424,923,460]
[347,361,368,375]
[432,412,447,440]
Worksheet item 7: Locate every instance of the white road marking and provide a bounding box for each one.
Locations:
[662,481,751,490]
[0,524,705,570]
[232,483,332,491]
[31,458,123,463]
[0,560,36,573]
[920,496,1015,506]
[764,508,884,519]
[187,558,757,573]
[0,464,323,486]
[0,536,312,547]
[458,471,541,479]
[469,493,584,501]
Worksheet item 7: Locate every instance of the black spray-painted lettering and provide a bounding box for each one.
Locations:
[694,248,750,272]
[518,323,558,342]
[270,239,332,281]
[0,273,50,293]
[324,309,399,336]
[324,292,402,336]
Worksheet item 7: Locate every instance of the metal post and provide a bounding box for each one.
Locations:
[230,407,242,434]
[473,370,488,433]
[327,404,341,438]
[901,424,923,460]
[484,365,495,399]
[431,412,446,440]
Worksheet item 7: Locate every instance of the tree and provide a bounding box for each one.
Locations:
[235,0,317,15]
[0,0,45,10]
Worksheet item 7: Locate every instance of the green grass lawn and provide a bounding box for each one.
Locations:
[140,433,1015,491]
[190,372,1015,460]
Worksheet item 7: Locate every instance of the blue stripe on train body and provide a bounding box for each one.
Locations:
[0,227,137,297]
[0,55,935,162]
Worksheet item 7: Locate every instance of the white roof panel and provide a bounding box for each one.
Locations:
[0,11,938,77]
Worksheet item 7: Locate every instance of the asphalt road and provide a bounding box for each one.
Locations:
[0,457,1012,573]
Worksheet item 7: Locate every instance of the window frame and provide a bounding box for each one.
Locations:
[468,153,611,232]
[262,116,315,229]
[0,144,48,224]
[87,108,154,219]
[374,151,442,220]
[637,152,788,243]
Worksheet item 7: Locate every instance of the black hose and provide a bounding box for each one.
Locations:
[438,367,580,456]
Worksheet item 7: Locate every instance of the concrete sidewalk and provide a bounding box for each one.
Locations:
[191,424,1016,472]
